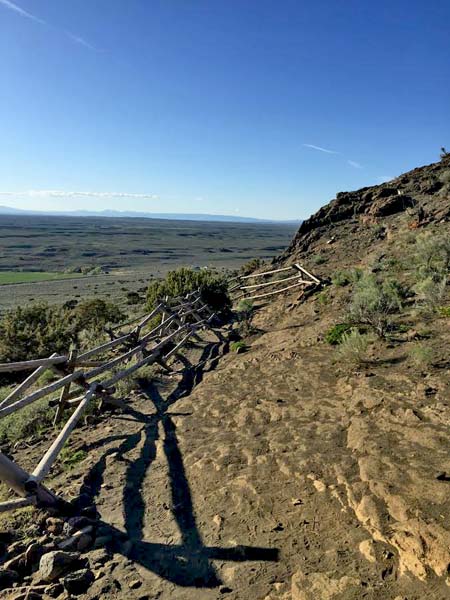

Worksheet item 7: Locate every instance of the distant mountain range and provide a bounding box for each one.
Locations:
[0,205,300,225]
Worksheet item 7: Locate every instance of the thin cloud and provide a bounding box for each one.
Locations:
[65,32,98,51]
[0,0,98,51]
[304,143,365,170]
[0,0,45,24]
[303,143,339,155]
[0,190,159,200]
[347,160,363,169]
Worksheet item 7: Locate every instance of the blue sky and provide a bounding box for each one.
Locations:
[0,0,449,220]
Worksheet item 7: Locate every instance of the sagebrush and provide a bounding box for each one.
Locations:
[146,267,230,314]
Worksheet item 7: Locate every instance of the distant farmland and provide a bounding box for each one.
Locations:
[0,271,78,285]
[0,215,297,310]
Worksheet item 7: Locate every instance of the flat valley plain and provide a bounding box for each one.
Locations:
[0,215,297,311]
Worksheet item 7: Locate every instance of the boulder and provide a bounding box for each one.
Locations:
[369,194,415,217]
[58,526,94,552]
[25,542,44,569]
[46,518,64,535]
[3,553,27,577]
[62,568,94,595]
[38,550,80,582]
[88,548,111,567]
[0,567,19,590]
[63,516,93,536]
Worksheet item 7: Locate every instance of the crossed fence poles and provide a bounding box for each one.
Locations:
[0,290,222,513]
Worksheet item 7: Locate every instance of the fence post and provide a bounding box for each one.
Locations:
[0,452,59,507]
[53,349,77,425]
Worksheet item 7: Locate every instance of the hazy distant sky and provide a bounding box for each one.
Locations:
[0,0,449,220]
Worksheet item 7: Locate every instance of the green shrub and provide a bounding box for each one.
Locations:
[348,273,402,337]
[113,362,157,397]
[126,291,142,305]
[146,267,230,314]
[316,289,331,306]
[134,364,157,381]
[230,340,247,353]
[332,271,351,287]
[332,268,362,287]
[236,299,254,320]
[395,323,411,334]
[325,323,353,345]
[240,258,263,276]
[312,254,327,265]
[36,369,57,387]
[414,276,448,313]
[0,299,124,371]
[0,304,77,365]
[72,299,124,333]
[408,344,434,368]
[370,254,404,273]
[438,306,450,317]
[0,396,54,445]
[413,233,450,280]
[335,330,371,366]
[59,447,88,469]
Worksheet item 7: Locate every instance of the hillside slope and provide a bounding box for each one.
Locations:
[282,153,450,273]
[1,156,449,600]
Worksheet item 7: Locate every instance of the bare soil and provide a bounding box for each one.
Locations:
[3,287,450,599]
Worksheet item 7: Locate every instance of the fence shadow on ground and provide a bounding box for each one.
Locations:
[80,340,279,588]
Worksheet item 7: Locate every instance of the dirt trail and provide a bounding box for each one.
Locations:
[8,291,447,600]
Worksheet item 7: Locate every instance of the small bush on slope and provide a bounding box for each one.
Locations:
[412,232,450,281]
[0,395,54,445]
[240,258,263,276]
[146,267,231,313]
[0,300,124,366]
[348,273,402,337]
[414,276,448,314]
[324,323,353,345]
[236,299,254,320]
[332,268,362,287]
[408,343,434,368]
[230,340,247,353]
[335,330,371,366]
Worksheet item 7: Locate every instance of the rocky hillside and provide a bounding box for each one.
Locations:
[0,155,449,600]
[284,153,450,263]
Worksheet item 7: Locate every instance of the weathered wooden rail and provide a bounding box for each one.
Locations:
[229,263,320,301]
[0,290,222,513]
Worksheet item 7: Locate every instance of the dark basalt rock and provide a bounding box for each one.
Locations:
[0,567,19,590]
[62,568,94,595]
[368,194,415,217]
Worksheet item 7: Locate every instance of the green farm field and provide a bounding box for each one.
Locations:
[0,271,77,285]
[0,214,297,311]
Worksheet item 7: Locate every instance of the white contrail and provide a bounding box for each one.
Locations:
[0,0,98,50]
[303,143,339,155]
[304,143,365,169]
[0,0,45,24]
[347,160,363,169]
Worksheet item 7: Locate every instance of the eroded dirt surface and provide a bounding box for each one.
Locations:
[5,292,449,600]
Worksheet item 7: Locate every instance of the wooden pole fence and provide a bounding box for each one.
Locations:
[0,288,221,513]
[230,263,320,302]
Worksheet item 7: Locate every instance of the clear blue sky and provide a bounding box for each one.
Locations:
[0,0,449,220]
